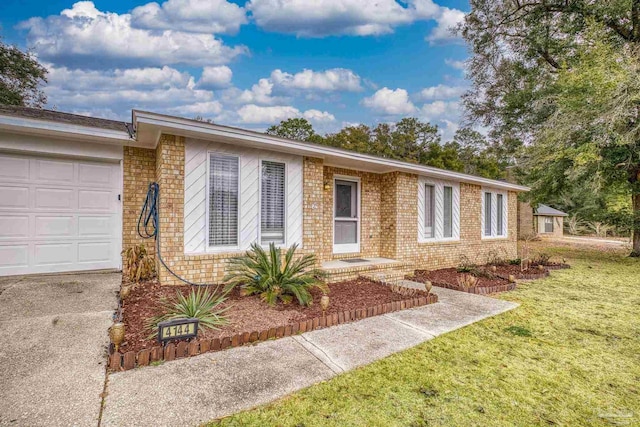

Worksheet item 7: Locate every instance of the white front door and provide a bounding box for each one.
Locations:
[0,152,121,276]
[333,178,360,254]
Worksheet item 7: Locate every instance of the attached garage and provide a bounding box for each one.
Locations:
[0,106,132,276]
[0,153,122,275]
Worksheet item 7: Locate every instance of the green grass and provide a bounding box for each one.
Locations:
[208,244,640,426]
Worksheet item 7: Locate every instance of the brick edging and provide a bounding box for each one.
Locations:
[431,281,516,295]
[108,293,439,371]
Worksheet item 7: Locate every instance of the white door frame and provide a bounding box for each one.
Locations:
[332,175,360,254]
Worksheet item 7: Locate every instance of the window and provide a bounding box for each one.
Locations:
[208,154,239,247]
[544,217,554,233]
[484,192,492,236]
[424,184,435,238]
[443,186,453,238]
[261,161,286,245]
[483,190,507,238]
[419,179,459,241]
[496,194,504,236]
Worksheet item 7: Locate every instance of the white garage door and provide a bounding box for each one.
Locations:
[0,152,121,275]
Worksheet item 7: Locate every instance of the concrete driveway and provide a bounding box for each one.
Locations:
[0,272,119,427]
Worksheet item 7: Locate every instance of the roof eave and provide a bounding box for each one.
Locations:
[0,113,132,145]
[133,110,530,193]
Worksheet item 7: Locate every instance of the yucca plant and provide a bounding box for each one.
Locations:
[147,287,229,338]
[224,243,327,306]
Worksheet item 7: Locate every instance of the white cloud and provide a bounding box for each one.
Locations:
[19,1,248,68]
[419,100,463,141]
[47,65,193,90]
[198,66,233,89]
[247,0,463,44]
[236,104,334,124]
[303,109,336,122]
[362,87,416,115]
[167,101,223,116]
[418,84,466,101]
[426,7,465,45]
[131,0,247,34]
[444,58,466,71]
[270,68,362,92]
[233,78,283,105]
[43,64,217,120]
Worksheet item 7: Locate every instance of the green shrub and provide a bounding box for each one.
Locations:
[509,258,522,265]
[147,287,229,338]
[224,243,327,306]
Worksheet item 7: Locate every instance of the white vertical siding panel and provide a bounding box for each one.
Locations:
[184,141,207,253]
[286,157,303,247]
[183,138,303,254]
[240,156,259,250]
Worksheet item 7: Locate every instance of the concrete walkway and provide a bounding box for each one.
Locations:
[101,286,518,427]
[0,272,120,427]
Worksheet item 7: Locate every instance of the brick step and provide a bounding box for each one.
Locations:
[359,269,406,285]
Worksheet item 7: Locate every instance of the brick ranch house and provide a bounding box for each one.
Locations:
[0,106,529,284]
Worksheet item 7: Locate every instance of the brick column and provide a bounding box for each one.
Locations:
[122,147,156,259]
[302,157,325,262]
[155,134,186,286]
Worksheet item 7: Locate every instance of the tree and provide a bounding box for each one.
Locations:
[0,40,47,107]
[324,125,375,153]
[452,128,503,179]
[266,118,323,143]
[462,1,640,255]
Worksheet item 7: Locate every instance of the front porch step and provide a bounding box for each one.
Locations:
[359,269,406,285]
[321,257,414,283]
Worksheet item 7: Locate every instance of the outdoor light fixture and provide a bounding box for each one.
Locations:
[320,294,330,315]
[323,180,331,191]
[424,280,432,295]
[109,322,125,352]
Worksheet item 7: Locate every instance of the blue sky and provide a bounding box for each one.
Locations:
[0,0,471,140]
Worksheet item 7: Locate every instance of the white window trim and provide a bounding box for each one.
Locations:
[481,188,508,239]
[333,175,361,254]
[258,157,288,248]
[205,151,241,252]
[418,177,460,243]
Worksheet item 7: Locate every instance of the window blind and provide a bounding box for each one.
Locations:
[484,192,492,236]
[496,194,504,236]
[209,154,239,246]
[261,161,286,244]
[443,186,453,238]
[425,184,435,238]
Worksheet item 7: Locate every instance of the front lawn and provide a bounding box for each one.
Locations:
[208,243,640,426]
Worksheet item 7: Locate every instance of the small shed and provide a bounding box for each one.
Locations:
[534,204,568,236]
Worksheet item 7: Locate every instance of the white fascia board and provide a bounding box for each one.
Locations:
[0,114,132,145]
[133,110,530,192]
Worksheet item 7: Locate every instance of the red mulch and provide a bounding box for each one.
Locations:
[410,267,510,289]
[119,277,427,354]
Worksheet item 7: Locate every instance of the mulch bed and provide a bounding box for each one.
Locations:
[409,267,515,295]
[118,277,431,355]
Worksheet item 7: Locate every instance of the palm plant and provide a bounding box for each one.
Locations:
[224,243,327,306]
[147,287,229,338]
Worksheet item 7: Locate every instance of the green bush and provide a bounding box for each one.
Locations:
[224,243,327,306]
[147,287,229,338]
[509,258,522,265]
